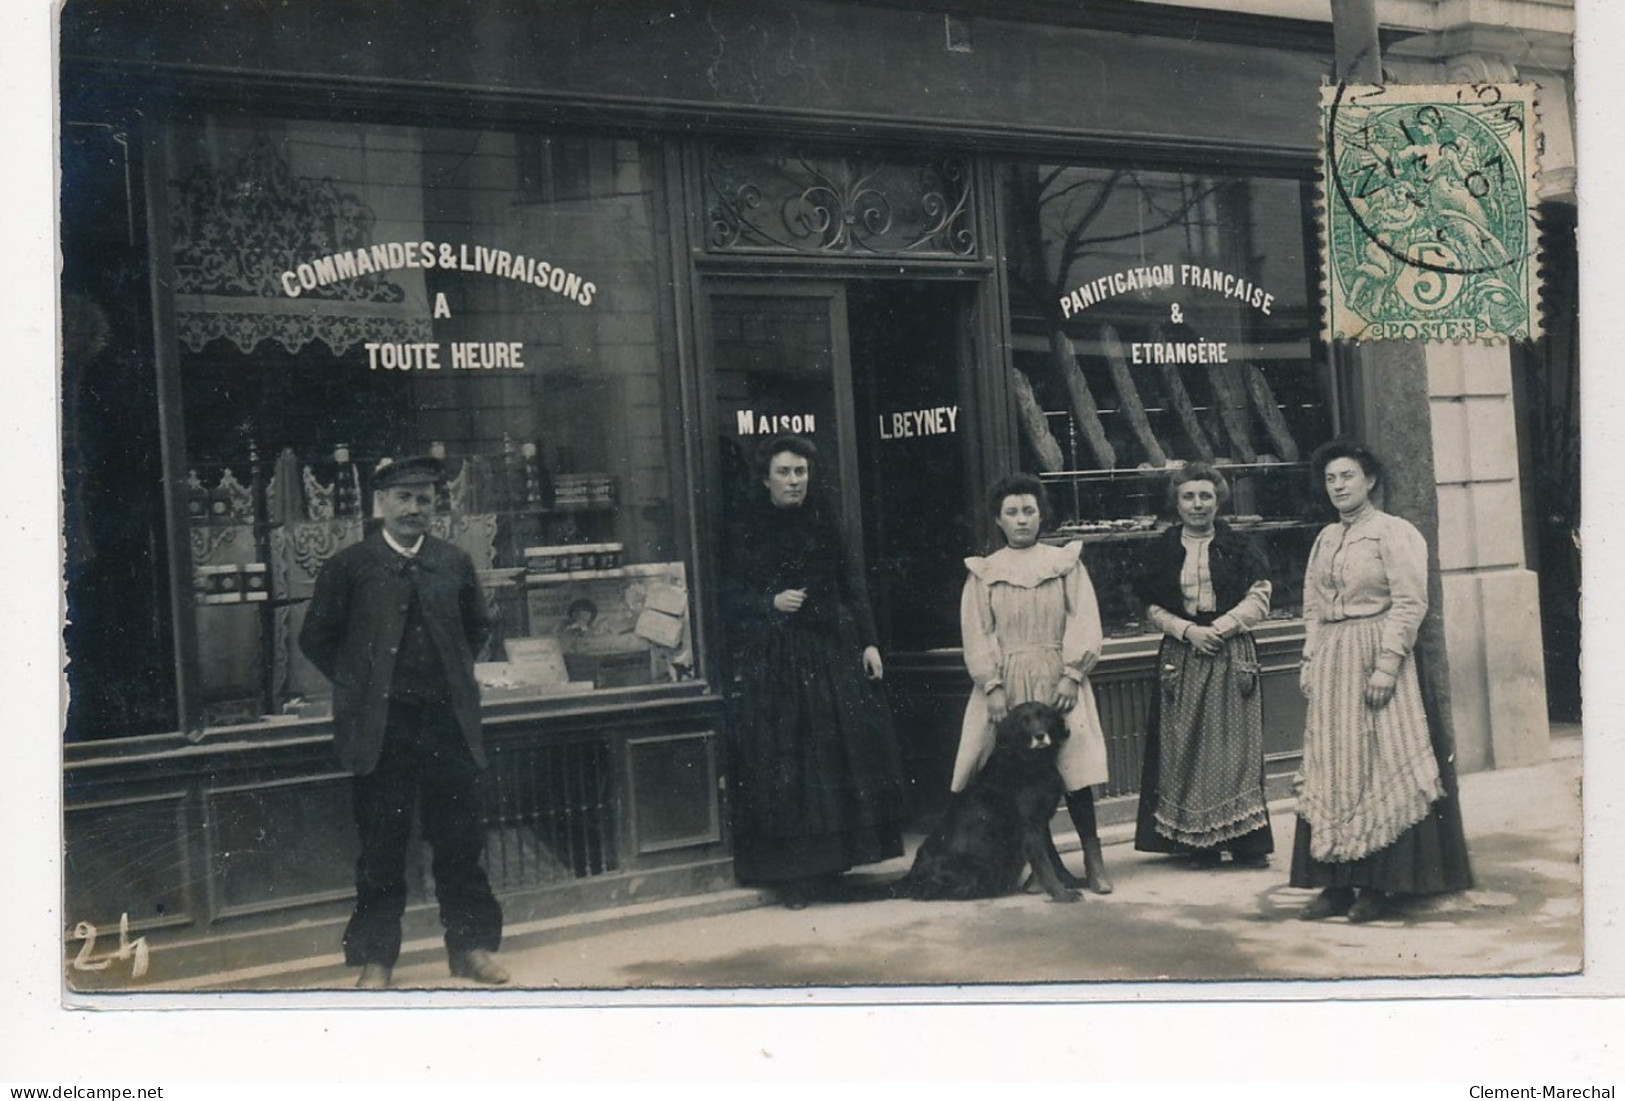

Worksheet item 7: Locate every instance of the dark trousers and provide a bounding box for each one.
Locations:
[343,700,503,968]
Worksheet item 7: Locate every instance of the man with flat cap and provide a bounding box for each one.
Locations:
[300,454,508,988]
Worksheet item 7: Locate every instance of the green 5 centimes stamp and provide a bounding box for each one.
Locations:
[1319,82,1541,343]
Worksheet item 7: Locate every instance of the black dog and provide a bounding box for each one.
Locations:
[894,701,1081,903]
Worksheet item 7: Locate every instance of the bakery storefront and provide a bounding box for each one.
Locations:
[60,0,1563,982]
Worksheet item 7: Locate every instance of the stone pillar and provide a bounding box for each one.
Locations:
[1338,10,1564,774]
[1353,343,1460,775]
[1353,342,1550,775]
[1428,344,1551,770]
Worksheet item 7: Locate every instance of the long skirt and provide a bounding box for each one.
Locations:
[728,620,906,885]
[1134,633,1273,857]
[1289,616,1473,895]
[952,648,1109,793]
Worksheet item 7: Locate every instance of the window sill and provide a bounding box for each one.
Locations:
[63,682,724,772]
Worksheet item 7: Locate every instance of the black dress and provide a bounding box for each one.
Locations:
[721,497,907,885]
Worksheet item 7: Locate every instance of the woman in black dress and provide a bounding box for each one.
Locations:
[721,435,907,909]
[1133,462,1275,868]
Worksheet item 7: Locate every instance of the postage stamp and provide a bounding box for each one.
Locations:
[1318,82,1541,344]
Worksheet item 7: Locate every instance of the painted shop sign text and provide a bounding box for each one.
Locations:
[878,405,960,439]
[1128,340,1230,365]
[1059,264,1275,318]
[736,411,818,435]
[280,240,597,306]
[366,341,526,371]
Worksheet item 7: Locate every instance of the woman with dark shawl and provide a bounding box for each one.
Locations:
[1133,462,1275,867]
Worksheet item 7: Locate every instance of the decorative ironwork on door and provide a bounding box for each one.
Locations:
[702,144,976,258]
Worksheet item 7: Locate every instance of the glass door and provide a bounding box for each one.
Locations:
[705,279,975,657]
[847,281,974,653]
[706,283,862,556]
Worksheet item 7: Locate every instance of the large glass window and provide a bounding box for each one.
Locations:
[61,119,176,741]
[1001,164,1334,635]
[167,117,691,730]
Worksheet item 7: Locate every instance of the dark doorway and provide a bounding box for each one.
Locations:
[60,120,178,740]
[706,278,977,658]
[1515,202,1581,723]
[705,276,979,830]
[848,281,975,655]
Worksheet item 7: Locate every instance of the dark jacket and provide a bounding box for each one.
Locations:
[299,530,490,775]
[720,498,879,647]
[1134,520,1271,622]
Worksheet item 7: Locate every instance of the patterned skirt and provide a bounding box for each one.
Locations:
[1134,633,1273,854]
[1289,618,1473,894]
[1295,615,1443,863]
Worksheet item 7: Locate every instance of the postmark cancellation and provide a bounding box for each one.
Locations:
[1318,82,1542,344]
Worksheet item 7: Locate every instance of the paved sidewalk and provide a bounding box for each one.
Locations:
[197,733,1582,994]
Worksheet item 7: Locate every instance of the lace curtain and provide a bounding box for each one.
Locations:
[168,120,433,356]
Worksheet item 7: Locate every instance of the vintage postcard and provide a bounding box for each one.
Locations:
[9,0,1615,1086]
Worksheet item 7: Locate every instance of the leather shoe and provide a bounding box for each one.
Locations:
[1347,889,1389,924]
[355,963,392,990]
[449,948,510,984]
[1298,886,1356,921]
[1081,838,1114,895]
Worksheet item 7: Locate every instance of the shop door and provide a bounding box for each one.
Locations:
[847,282,973,653]
[706,280,973,657]
[707,283,861,553]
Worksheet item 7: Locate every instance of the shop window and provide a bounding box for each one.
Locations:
[165,117,692,731]
[517,135,642,205]
[1001,164,1334,636]
[61,119,178,740]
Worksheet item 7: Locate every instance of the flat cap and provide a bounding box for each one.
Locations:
[371,455,444,488]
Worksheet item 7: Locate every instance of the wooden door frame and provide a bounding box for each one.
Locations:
[695,279,864,563]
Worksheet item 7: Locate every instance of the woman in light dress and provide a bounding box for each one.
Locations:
[1292,441,1473,923]
[952,473,1113,894]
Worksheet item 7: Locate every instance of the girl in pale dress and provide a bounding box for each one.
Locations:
[1292,441,1473,923]
[952,473,1113,894]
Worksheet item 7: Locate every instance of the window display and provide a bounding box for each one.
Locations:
[1001,164,1335,635]
[168,117,692,729]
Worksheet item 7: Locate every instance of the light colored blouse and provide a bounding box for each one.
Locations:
[1146,529,1272,641]
[1301,503,1429,671]
[960,541,1101,696]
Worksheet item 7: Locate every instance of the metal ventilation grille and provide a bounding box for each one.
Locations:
[483,737,619,888]
[1093,676,1153,799]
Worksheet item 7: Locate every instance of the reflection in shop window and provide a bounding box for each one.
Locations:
[1002,164,1335,635]
[168,117,692,731]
